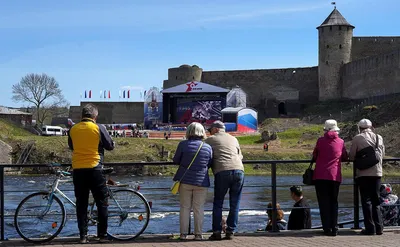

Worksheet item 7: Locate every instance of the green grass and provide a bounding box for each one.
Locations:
[277,124,322,148]
[0,119,33,139]
[237,135,263,145]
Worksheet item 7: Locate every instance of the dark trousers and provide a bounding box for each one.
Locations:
[315,180,340,232]
[73,169,109,237]
[212,170,245,233]
[356,176,383,233]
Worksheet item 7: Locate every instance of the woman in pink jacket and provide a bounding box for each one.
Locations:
[312,120,348,236]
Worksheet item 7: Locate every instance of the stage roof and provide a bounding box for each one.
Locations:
[221,107,245,113]
[162,81,230,94]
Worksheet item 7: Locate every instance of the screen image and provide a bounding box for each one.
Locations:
[176,100,222,124]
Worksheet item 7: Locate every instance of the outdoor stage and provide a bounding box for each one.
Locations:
[162,81,230,125]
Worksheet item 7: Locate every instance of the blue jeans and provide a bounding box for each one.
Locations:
[212,170,244,233]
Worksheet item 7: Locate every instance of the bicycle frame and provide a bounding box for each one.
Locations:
[43,172,128,222]
[49,176,76,207]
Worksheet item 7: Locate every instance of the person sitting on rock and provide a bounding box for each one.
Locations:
[287,186,312,230]
[265,203,287,231]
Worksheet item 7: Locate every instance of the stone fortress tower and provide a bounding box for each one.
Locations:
[163,64,203,89]
[317,7,354,101]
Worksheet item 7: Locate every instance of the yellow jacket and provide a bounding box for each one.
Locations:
[68,118,114,169]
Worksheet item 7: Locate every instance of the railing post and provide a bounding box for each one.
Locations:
[1,167,4,241]
[353,163,360,229]
[271,162,279,232]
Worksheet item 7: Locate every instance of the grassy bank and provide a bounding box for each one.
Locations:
[2,119,399,176]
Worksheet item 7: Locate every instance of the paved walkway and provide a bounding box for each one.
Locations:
[2,229,400,247]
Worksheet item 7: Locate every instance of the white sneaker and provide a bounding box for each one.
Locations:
[194,234,203,241]
[179,234,188,240]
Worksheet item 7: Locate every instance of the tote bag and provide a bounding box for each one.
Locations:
[302,161,314,185]
[171,142,204,195]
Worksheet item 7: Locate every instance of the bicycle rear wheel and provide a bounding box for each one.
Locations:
[14,192,66,243]
[107,189,150,240]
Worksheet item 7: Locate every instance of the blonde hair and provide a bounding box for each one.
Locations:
[185,122,207,139]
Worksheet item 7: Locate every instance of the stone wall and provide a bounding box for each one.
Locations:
[201,67,319,119]
[69,102,144,124]
[342,49,400,99]
[351,37,400,61]
[0,140,12,165]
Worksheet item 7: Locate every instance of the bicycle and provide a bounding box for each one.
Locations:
[14,163,151,243]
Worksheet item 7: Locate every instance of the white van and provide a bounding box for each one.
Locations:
[42,125,63,136]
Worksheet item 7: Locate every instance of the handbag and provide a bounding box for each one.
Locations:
[354,134,380,170]
[171,142,204,195]
[302,161,315,185]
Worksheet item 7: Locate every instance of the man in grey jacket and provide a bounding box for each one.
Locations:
[349,119,385,235]
[205,121,244,240]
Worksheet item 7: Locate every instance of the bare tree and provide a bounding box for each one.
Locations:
[12,73,67,126]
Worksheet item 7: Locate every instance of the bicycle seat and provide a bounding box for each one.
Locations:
[102,167,114,175]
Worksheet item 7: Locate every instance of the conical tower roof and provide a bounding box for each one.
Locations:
[317,8,354,29]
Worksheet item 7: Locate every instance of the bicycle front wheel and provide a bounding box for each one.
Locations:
[14,192,66,243]
[107,189,150,240]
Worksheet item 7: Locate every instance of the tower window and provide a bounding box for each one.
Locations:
[326,45,330,48]
[339,44,342,49]
[330,26,332,31]
[192,76,194,80]
[339,26,342,30]
[176,76,178,80]
[347,27,350,31]
[326,61,329,65]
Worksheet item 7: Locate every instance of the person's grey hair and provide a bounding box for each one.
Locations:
[186,122,207,139]
[82,104,98,119]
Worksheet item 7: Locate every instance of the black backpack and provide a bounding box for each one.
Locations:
[354,134,380,170]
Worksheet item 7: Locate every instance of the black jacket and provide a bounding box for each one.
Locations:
[288,198,312,230]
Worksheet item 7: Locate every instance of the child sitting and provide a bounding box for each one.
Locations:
[265,203,287,231]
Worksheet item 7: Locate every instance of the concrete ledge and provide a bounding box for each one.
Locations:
[2,228,400,246]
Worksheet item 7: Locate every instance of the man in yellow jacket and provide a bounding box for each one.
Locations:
[68,104,115,243]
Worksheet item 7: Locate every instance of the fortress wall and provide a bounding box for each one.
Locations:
[201,67,319,118]
[342,49,400,99]
[69,102,144,124]
[352,37,400,61]
[68,106,81,124]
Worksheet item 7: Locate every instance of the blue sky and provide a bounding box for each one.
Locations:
[0,0,398,107]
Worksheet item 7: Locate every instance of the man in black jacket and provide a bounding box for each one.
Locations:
[288,186,312,230]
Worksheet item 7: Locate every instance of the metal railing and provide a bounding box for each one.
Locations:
[1,158,400,241]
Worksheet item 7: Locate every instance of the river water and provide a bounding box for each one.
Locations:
[3,174,400,238]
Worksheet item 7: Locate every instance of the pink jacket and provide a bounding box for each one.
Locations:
[312,131,348,183]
